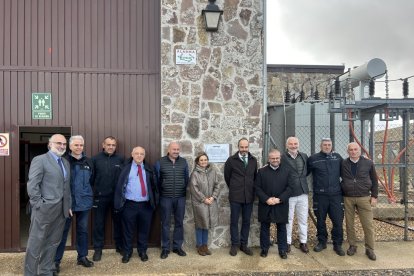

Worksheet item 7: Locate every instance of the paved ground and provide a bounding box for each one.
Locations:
[1,241,413,275]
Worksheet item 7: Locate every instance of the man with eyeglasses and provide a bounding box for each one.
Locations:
[24,134,72,276]
[307,138,345,256]
[54,135,95,273]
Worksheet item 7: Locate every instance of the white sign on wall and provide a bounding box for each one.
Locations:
[0,133,10,156]
[204,144,230,163]
[175,49,196,65]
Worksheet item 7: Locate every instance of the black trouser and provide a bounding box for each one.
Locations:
[313,193,344,247]
[93,195,123,250]
[122,200,153,255]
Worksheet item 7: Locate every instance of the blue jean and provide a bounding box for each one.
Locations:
[230,201,253,246]
[195,228,208,246]
[313,194,344,246]
[260,222,287,253]
[55,210,90,263]
[160,196,186,250]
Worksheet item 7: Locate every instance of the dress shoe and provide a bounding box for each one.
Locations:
[287,244,291,253]
[160,249,169,259]
[313,243,327,252]
[122,254,131,263]
[260,249,268,258]
[203,245,212,255]
[334,246,345,256]
[240,245,253,256]
[173,248,187,256]
[229,245,238,256]
[54,262,60,273]
[347,245,357,256]
[77,257,94,267]
[139,252,149,262]
[300,243,309,253]
[365,248,376,261]
[116,246,124,256]
[92,250,102,262]
[279,251,288,259]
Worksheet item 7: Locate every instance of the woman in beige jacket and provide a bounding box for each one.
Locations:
[190,152,220,256]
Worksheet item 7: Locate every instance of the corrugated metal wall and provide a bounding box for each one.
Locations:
[0,0,160,251]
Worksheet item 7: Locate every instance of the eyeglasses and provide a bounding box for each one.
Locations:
[51,141,67,147]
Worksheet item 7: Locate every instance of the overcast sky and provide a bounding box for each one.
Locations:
[266,0,414,98]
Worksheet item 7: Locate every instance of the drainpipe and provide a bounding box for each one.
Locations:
[262,0,268,165]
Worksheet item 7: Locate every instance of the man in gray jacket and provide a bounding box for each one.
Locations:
[24,134,72,276]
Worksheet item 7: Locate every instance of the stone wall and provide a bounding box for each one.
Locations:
[267,65,344,106]
[161,0,264,248]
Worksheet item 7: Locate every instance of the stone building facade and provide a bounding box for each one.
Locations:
[267,64,345,105]
[161,0,264,248]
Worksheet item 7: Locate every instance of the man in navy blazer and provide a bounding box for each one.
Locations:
[24,134,72,276]
[114,146,159,263]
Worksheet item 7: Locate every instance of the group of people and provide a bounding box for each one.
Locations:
[23,134,378,276]
[224,137,378,262]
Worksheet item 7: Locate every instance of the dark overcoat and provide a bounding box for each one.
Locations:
[255,164,292,223]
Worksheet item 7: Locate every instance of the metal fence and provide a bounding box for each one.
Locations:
[268,120,414,242]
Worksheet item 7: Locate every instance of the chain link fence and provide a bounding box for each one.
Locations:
[268,118,414,243]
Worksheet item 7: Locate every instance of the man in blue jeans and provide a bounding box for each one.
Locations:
[224,138,258,256]
[55,135,94,273]
[154,142,189,259]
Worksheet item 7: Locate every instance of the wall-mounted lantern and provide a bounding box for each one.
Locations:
[202,0,223,32]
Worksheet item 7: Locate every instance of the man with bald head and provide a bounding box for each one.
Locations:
[24,134,72,276]
[281,136,309,254]
[341,142,378,261]
[155,142,189,259]
[114,146,158,263]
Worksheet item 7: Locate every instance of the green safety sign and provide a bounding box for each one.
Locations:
[32,93,52,119]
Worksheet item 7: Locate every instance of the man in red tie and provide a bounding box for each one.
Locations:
[114,146,159,263]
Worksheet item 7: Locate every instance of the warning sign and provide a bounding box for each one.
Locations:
[0,133,10,156]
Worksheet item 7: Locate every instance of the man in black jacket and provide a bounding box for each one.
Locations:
[341,142,378,261]
[308,138,345,256]
[91,136,124,261]
[281,136,309,253]
[255,149,292,259]
[154,141,189,259]
[224,138,258,256]
[114,146,159,263]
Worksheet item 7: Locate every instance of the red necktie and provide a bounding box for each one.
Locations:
[137,164,147,197]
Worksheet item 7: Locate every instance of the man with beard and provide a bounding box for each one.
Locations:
[24,134,72,276]
[255,149,292,259]
[224,138,258,256]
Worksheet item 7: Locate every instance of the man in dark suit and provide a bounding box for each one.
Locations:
[114,146,159,263]
[255,149,292,259]
[224,137,258,256]
[24,134,72,276]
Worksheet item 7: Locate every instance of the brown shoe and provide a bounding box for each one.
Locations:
[347,245,357,256]
[203,245,212,255]
[197,245,206,256]
[365,248,376,261]
[300,243,309,253]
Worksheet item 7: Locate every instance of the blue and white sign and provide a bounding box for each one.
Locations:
[175,49,197,65]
